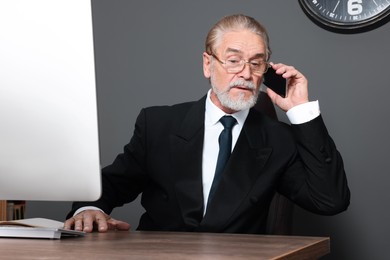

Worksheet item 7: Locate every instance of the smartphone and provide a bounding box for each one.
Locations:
[263,67,287,98]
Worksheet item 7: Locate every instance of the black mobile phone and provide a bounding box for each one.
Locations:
[263,67,287,98]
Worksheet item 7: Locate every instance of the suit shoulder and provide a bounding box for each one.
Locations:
[137,97,206,128]
[142,100,197,117]
[145,100,197,111]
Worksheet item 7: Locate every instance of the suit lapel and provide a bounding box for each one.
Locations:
[170,100,273,231]
[200,109,273,231]
[171,96,206,230]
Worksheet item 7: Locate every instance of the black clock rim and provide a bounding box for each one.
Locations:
[298,0,390,34]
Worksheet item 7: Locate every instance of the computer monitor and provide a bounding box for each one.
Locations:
[0,0,101,201]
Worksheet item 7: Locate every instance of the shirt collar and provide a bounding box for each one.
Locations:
[205,89,249,127]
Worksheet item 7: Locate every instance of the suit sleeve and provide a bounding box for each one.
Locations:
[67,109,149,218]
[278,115,350,215]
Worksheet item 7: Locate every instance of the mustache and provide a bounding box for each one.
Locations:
[229,80,256,90]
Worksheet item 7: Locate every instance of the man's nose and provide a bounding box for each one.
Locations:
[237,62,252,79]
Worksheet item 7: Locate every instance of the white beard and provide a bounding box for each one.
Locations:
[210,76,260,112]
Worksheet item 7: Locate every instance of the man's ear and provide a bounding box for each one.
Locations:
[203,52,211,79]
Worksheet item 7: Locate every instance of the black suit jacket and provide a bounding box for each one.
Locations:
[69,95,350,234]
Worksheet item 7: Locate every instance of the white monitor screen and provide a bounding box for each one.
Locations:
[0,0,101,201]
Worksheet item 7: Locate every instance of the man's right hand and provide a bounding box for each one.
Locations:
[63,210,131,233]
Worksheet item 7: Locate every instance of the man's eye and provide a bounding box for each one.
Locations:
[227,59,240,64]
[250,61,261,67]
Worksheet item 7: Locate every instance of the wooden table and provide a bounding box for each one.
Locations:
[0,231,329,259]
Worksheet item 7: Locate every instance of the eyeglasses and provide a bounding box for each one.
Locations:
[210,53,270,76]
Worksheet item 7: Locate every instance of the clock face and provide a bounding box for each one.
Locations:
[299,0,390,33]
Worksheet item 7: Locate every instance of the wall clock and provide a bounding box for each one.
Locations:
[299,0,390,33]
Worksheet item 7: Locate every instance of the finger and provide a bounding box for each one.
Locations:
[107,218,131,231]
[114,221,131,231]
[269,62,283,71]
[266,87,288,111]
[73,216,85,232]
[63,217,75,230]
[94,212,110,232]
[279,66,296,79]
[266,86,278,102]
[270,63,298,79]
[81,211,96,233]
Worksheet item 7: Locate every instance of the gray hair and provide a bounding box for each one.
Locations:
[205,14,271,60]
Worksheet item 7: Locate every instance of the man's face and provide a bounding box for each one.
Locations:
[203,30,266,113]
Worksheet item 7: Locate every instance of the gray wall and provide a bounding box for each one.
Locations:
[27,1,390,259]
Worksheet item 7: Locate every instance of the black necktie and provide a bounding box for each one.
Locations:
[207,115,237,208]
